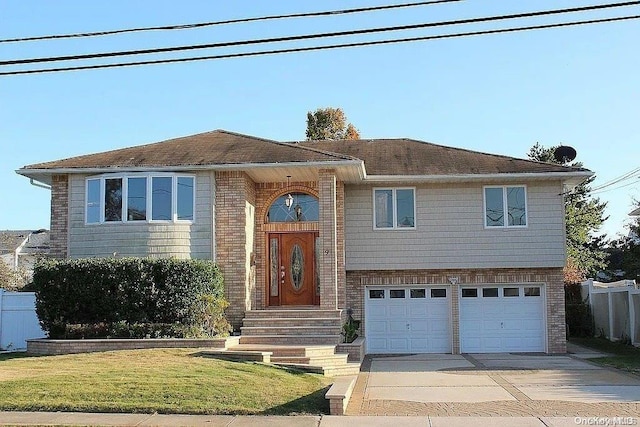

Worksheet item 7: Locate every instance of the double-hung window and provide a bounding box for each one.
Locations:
[484,185,527,227]
[86,174,195,224]
[373,188,416,230]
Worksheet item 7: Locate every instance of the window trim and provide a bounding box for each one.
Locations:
[372,187,416,230]
[85,173,195,225]
[483,185,528,229]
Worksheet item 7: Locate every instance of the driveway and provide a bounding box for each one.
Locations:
[347,349,640,417]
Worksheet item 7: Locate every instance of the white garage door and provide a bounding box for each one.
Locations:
[365,286,451,354]
[460,285,546,353]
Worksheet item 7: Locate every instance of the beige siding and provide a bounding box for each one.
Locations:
[344,181,566,270]
[68,172,213,259]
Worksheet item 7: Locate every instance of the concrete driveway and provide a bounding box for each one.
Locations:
[347,350,640,417]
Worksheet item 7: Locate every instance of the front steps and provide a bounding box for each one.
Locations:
[224,309,361,376]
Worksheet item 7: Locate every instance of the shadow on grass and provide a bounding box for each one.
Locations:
[0,352,36,362]
[259,384,331,415]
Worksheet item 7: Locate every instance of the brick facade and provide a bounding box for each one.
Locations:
[49,174,69,258]
[318,170,339,310]
[214,171,256,329]
[346,267,566,354]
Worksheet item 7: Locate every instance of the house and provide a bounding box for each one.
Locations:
[0,229,50,278]
[16,130,591,354]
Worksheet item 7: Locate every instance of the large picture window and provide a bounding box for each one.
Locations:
[373,188,415,230]
[484,185,527,227]
[85,174,194,224]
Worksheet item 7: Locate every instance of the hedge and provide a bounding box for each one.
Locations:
[32,258,231,339]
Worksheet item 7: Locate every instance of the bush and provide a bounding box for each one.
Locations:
[565,282,594,337]
[32,258,229,339]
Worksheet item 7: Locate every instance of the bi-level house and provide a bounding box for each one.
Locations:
[17,130,590,355]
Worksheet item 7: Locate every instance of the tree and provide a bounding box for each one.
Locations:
[305,107,360,140]
[528,143,608,281]
[608,201,640,282]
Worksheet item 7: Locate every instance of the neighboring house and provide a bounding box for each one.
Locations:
[16,130,591,354]
[0,229,50,276]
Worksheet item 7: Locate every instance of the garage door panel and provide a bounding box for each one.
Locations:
[367,321,389,334]
[389,321,408,333]
[460,285,545,353]
[389,338,409,352]
[388,305,407,317]
[366,286,451,354]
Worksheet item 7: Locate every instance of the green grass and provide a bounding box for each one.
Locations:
[0,349,331,415]
[570,337,640,374]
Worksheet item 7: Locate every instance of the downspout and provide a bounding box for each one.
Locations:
[29,178,51,190]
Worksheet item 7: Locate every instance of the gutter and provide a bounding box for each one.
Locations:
[361,171,593,183]
[29,178,51,190]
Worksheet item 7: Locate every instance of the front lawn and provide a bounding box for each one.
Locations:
[0,349,331,415]
[570,337,640,374]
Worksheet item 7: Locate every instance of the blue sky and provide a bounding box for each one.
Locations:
[1,1,638,239]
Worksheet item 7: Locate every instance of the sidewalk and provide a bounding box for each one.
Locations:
[0,412,634,427]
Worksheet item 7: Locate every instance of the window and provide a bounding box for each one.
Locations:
[390,289,406,299]
[431,288,447,298]
[410,289,426,298]
[503,287,520,297]
[373,188,415,229]
[267,192,319,222]
[482,288,499,298]
[85,174,195,224]
[484,186,527,227]
[524,287,541,297]
[369,290,385,299]
[461,288,478,298]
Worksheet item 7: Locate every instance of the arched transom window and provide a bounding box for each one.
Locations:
[267,192,319,222]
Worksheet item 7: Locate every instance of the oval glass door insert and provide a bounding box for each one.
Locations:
[290,244,304,291]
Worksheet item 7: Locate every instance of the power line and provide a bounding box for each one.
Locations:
[0,0,462,44]
[591,167,640,191]
[2,1,638,67]
[2,14,637,77]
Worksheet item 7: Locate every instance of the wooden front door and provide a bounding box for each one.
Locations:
[268,232,318,306]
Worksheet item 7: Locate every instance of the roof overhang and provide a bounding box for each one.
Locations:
[630,207,640,217]
[16,160,366,186]
[362,171,593,187]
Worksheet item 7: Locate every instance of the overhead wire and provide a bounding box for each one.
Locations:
[0,0,462,44]
[2,1,638,67]
[2,14,638,76]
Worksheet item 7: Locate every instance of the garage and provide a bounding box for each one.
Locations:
[460,285,546,353]
[365,286,451,354]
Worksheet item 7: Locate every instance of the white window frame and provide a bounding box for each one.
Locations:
[85,173,195,225]
[483,185,528,228]
[372,187,416,230]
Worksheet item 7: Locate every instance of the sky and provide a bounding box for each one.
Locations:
[1,1,639,239]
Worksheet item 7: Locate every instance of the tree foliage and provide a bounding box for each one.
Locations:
[305,107,360,140]
[527,143,608,280]
[608,201,640,282]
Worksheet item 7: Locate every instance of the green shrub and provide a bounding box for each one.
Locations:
[565,282,594,337]
[32,258,228,339]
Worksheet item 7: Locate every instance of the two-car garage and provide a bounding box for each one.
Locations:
[365,284,546,354]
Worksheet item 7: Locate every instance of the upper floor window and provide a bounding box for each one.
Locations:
[373,188,415,230]
[484,185,527,228]
[85,174,195,224]
[267,192,319,222]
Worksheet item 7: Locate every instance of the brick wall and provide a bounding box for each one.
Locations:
[318,170,338,310]
[215,171,255,329]
[346,267,566,354]
[49,174,69,259]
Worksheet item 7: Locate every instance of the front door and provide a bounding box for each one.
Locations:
[268,232,318,306]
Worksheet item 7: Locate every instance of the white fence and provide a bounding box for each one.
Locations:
[581,279,640,346]
[0,289,47,351]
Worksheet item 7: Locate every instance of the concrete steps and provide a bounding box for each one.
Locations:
[229,309,359,376]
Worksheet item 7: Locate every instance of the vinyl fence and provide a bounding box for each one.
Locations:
[0,289,46,351]
[581,279,640,346]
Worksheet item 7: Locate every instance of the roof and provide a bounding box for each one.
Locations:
[630,207,640,216]
[0,230,49,255]
[17,129,591,185]
[21,130,355,170]
[291,138,587,176]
